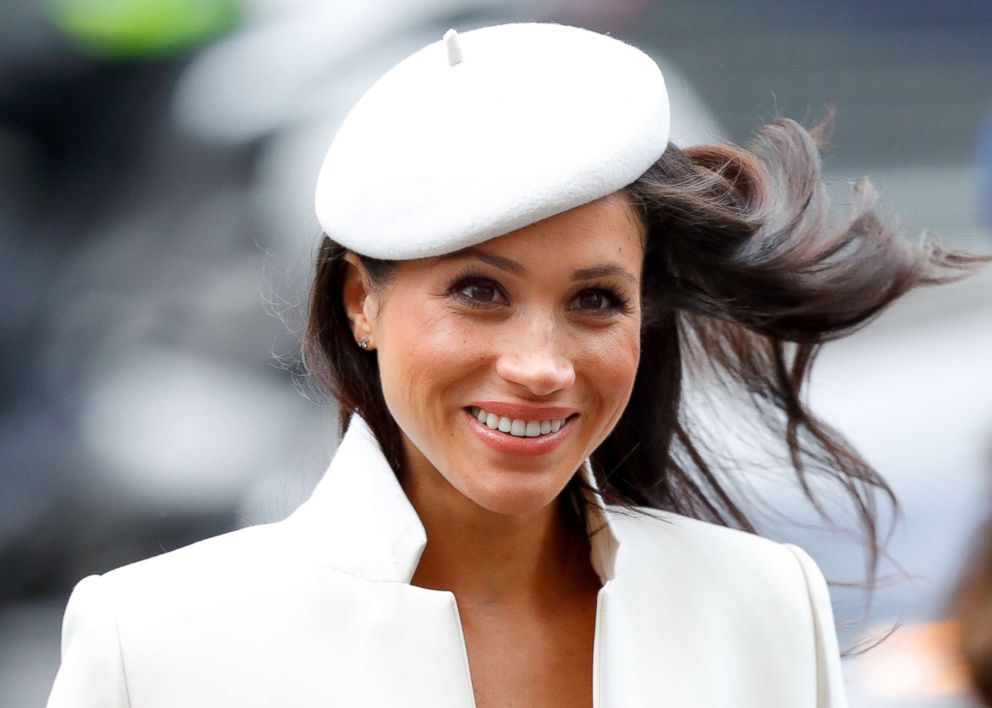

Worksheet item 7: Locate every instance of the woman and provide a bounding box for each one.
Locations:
[47,21,990,708]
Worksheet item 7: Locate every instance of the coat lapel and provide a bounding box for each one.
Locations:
[280,415,476,706]
[285,412,427,582]
[285,412,626,585]
[282,412,651,707]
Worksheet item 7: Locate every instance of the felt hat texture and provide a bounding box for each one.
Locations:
[314,21,670,260]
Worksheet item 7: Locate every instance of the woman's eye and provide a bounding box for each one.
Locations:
[453,278,505,305]
[571,289,615,311]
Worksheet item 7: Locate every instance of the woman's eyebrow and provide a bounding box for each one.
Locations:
[439,247,637,283]
[571,264,637,283]
[438,247,525,275]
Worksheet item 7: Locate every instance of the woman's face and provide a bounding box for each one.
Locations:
[349,193,645,517]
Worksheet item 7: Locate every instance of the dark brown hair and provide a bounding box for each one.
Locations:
[303,112,992,652]
[950,515,992,704]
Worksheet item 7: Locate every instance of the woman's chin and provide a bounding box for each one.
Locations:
[458,474,568,518]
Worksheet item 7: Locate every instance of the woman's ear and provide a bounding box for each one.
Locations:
[341,253,377,349]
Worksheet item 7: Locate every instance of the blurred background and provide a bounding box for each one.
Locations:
[2,0,991,706]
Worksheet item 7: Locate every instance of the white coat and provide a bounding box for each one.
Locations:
[47,413,848,707]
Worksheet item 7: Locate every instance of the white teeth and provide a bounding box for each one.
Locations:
[469,407,569,438]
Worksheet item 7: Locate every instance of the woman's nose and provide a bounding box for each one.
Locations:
[494,321,576,396]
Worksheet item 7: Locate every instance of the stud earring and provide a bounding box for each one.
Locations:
[357,337,369,350]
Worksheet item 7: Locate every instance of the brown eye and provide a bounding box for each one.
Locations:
[572,290,611,310]
[449,276,508,308]
[461,282,499,302]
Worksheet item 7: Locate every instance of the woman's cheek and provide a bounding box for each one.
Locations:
[588,323,640,382]
[387,310,484,406]
[579,324,640,423]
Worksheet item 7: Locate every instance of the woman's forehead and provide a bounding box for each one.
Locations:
[442,196,645,264]
[405,214,644,286]
[514,200,640,256]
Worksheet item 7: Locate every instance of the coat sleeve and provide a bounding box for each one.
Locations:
[46,574,131,708]
[782,543,848,708]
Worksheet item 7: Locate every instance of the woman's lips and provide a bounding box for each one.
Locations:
[463,408,576,457]
[466,400,577,419]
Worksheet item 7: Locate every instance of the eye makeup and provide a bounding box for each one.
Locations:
[444,266,634,316]
[446,266,508,309]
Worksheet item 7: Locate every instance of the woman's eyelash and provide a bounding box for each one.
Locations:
[572,286,631,317]
[445,267,633,314]
[577,287,632,314]
[446,268,506,308]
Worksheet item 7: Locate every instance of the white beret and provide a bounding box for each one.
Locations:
[314,21,670,260]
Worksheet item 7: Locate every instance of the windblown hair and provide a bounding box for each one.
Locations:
[303,112,991,653]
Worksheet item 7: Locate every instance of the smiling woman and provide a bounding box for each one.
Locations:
[347,196,644,521]
[46,20,991,708]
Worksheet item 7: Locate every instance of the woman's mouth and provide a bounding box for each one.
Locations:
[468,406,569,437]
[462,406,578,456]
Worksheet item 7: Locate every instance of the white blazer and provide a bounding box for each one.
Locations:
[47,414,848,707]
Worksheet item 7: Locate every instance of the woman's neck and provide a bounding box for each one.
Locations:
[399,455,596,611]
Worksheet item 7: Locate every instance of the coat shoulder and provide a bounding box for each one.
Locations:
[611,504,787,555]
[607,505,815,599]
[104,520,282,579]
[96,519,328,619]
[597,507,847,706]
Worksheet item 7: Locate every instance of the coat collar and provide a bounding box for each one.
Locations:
[285,412,626,584]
